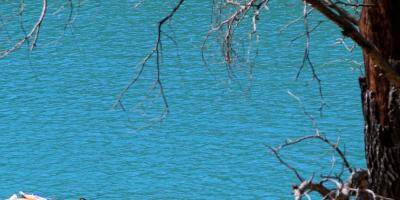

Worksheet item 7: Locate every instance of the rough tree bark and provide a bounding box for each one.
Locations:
[2,0,400,198]
[359,0,400,198]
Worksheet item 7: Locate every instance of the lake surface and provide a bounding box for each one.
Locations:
[0,1,365,199]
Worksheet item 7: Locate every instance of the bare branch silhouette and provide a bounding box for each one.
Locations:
[0,0,47,59]
[114,0,185,122]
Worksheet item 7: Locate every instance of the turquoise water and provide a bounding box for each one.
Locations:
[1,1,365,199]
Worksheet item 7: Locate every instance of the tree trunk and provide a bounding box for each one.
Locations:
[359,0,400,198]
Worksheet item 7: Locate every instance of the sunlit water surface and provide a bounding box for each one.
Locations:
[0,1,365,199]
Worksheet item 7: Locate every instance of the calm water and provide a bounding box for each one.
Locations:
[1,1,365,199]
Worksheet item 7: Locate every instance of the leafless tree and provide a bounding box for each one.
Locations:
[1,0,400,199]
[117,0,400,199]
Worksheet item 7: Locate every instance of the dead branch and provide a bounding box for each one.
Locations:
[297,3,326,112]
[0,0,47,59]
[334,1,374,8]
[267,96,395,200]
[203,0,269,65]
[325,0,359,25]
[114,0,185,121]
[279,8,313,33]
[269,131,395,200]
[304,0,400,87]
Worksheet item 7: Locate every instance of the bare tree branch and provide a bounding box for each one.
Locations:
[114,0,185,121]
[0,0,47,59]
[304,0,400,87]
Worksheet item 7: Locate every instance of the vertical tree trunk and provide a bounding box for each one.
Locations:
[359,0,400,198]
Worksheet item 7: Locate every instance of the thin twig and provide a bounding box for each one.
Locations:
[0,0,47,59]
